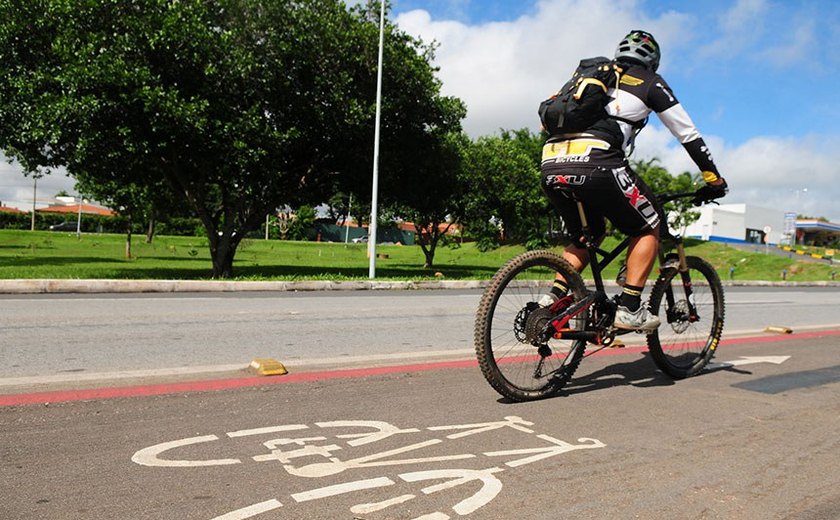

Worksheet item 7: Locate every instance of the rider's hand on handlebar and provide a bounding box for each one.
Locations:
[693,177,728,206]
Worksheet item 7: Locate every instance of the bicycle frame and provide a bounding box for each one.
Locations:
[544,191,701,344]
[474,189,725,400]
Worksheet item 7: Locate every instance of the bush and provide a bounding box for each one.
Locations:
[157,217,204,237]
[525,236,549,251]
[0,212,30,229]
[287,205,317,241]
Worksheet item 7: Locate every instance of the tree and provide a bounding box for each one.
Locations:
[632,158,701,234]
[461,131,547,248]
[395,130,468,267]
[287,205,316,241]
[74,173,147,258]
[0,0,463,277]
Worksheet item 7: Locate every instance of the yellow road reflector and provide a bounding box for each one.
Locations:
[765,326,793,334]
[609,338,626,348]
[249,358,288,376]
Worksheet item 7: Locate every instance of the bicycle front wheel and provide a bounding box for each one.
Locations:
[474,250,588,401]
[647,255,725,378]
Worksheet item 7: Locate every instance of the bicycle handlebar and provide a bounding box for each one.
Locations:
[656,191,698,204]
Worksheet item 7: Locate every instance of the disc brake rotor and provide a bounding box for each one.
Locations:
[669,300,691,333]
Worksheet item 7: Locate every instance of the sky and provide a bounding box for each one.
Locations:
[2,0,838,222]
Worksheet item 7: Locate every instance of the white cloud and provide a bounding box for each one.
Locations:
[758,17,816,67]
[695,0,768,61]
[396,0,840,222]
[634,126,840,221]
[396,0,692,137]
[0,155,76,210]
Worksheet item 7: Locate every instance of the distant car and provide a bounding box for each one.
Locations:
[351,235,368,243]
[49,221,76,231]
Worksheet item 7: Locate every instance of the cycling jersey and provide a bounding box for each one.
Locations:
[542,63,720,181]
[540,62,719,239]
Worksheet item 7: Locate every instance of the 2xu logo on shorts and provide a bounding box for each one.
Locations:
[612,167,658,226]
[545,174,586,187]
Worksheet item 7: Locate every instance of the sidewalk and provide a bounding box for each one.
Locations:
[0,278,837,294]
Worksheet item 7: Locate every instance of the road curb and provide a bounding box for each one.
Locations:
[0,278,491,294]
[0,278,837,294]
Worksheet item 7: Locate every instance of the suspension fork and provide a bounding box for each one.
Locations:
[663,241,699,321]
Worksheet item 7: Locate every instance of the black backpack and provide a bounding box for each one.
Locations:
[538,57,623,136]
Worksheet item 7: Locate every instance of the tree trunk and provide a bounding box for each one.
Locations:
[415,225,438,269]
[423,245,435,268]
[209,233,238,278]
[145,213,156,244]
[125,218,133,259]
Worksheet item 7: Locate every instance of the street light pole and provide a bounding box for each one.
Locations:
[368,0,385,279]
[76,197,83,239]
[31,176,37,231]
[345,194,352,244]
[794,187,808,245]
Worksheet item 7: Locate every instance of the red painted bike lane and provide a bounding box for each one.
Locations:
[2,329,839,407]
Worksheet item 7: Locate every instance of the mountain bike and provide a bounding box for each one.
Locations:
[474,191,725,401]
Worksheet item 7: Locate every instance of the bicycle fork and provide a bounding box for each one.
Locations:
[662,243,700,323]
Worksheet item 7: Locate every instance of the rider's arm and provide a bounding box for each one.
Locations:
[648,77,724,185]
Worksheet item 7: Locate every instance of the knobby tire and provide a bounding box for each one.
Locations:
[474,250,589,401]
[647,256,725,378]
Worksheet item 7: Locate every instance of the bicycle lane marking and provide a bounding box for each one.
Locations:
[129,417,607,519]
[3,329,840,407]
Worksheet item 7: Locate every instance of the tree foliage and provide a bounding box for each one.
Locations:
[0,0,463,277]
[394,131,467,267]
[460,130,547,249]
[632,158,701,233]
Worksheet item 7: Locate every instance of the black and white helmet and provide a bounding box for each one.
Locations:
[615,30,660,72]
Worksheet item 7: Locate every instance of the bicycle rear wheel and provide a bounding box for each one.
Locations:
[474,250,588,401]
[647,255,725,378]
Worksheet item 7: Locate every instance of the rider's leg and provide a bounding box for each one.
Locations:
[596,165,662,331]
[613,226,661,330]
[562,243,589,272]
[620,226,660,310]
[538,247,583,306]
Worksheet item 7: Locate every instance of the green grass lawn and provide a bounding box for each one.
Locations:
[0,229,836,282]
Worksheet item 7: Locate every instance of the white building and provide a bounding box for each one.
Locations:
[682,204,786,245]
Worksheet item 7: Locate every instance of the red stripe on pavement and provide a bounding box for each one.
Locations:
[2,329,839,406]
[0,359,478,407]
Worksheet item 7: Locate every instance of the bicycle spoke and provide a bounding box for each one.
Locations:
[475,251,589,401]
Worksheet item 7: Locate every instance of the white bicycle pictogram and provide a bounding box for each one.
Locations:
[132,416,606,519]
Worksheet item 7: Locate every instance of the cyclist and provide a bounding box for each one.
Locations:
[539,29,727,331]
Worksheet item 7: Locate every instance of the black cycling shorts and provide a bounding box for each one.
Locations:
[541,163,662,242]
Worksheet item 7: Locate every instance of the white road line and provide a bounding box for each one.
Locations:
[227,425,308,438]
[1,297,226,302]
[283,349,476,367]
[210,499,283,520]
[131,435,240,467]
[292,477,395,502]
[350,494,415,514]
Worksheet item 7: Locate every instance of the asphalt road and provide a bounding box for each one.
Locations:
[2,332,839,519]
[1,287,839,519]
[1,287,839,383]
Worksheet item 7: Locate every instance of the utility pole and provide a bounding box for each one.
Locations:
[368,0,385,279]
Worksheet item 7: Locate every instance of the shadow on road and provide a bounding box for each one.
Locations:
[561,353,676,396]
[495,352,735,403]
